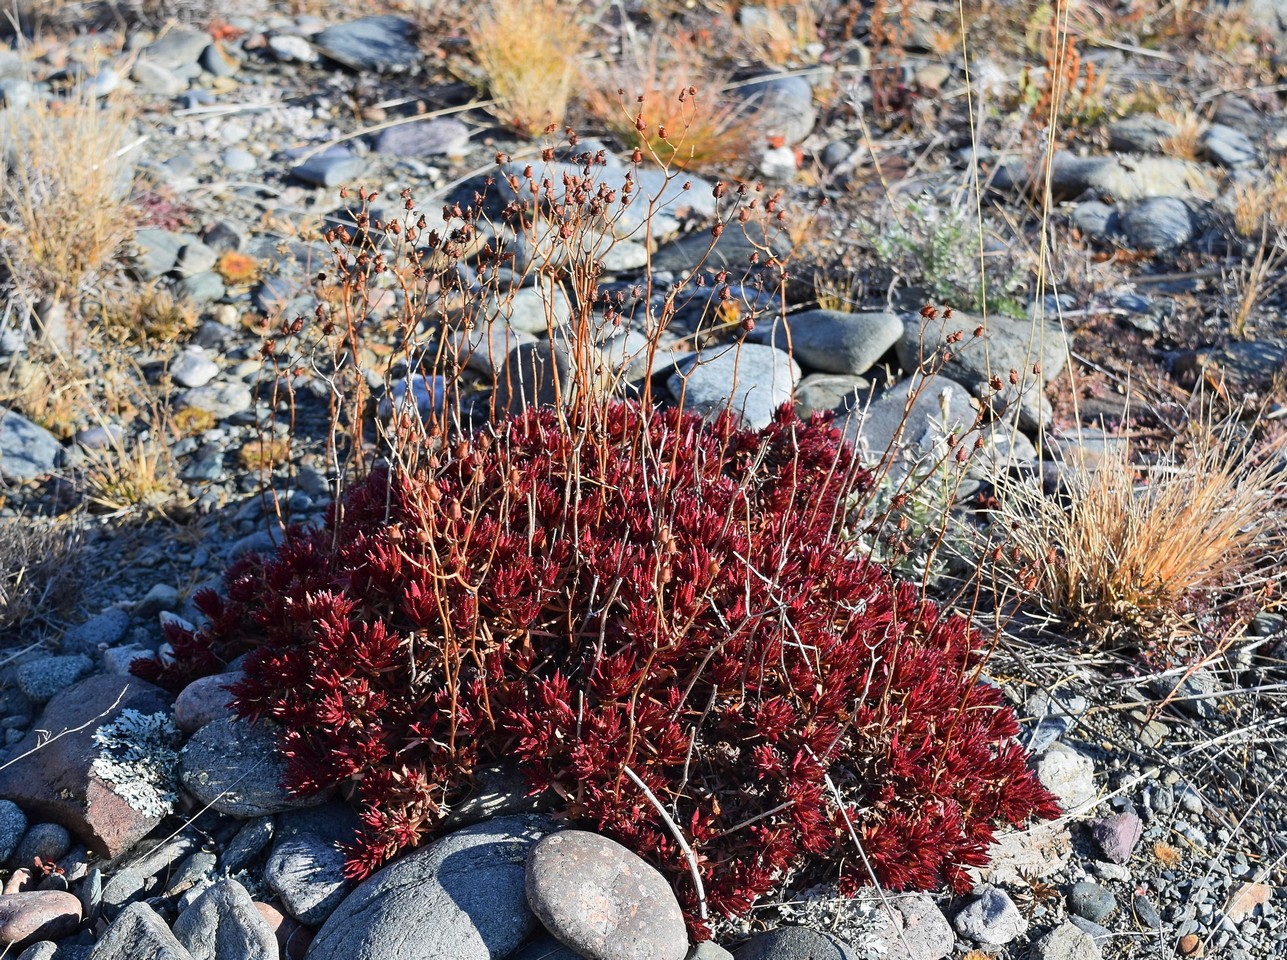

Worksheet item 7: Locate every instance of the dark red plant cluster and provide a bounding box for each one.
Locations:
[138,401,1057,934]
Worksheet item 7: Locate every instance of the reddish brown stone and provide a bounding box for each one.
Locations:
[0,675,174,859]
[174,671,243,733]
[0,891,81,945]
[256,901,312,960]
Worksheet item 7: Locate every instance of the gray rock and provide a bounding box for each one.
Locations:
[0,802,27,864]
[492,284,575,335]
[1070,201,1120,241]
[0,407,62,480]
[1120,197,1195,252]
[173,878,276,960]
[377,374,446,422]
[445,762,554,829]
[162,850,217,899]
[1048,153,1217,202]
[306,815,556,960]
[292,150,366,189]
[314,16,420,72]
[62,610,129,655]
[130,60,187,96]
[842,373,975,464]
[130,230,194,280]
[135,583,179,619]
[373,118,470,157]
[951,887,1027,945]
[267,35,318,64]
[220,818,274,875]
[222,148,257,174]
[11,823,72,868]
[1035,742,1096,812]
[0,77,35,108]
[170,349,220,390]
[16,656,94,704]
[174,272,224,306]
[1201,124,1257,167]
[1132,893,1162,930]
[649,227,790,275]
[16,943,58,960]
[140,29,211,71]
[177,382,252,420]
[525,830,688,960]
[667,344,800,430]
[448,323,534,378]
[1030,922,1101,960]
[1107,115,1178,154]
[895,311,1066,431]
[179,718,330,818]
[687,946,734,960]
[1068,881,1117,923]
[264,833,349,926]
[793,373,870,418]
[733,927,857,959]
[751,310,902,376]
[175,243,218,278]
[101,833,200,918]
[86,902,193,960]
[736,74,816,146]
[1066,917,1111,945]
[871,893,954,960]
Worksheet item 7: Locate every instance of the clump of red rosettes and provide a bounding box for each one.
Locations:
[137,401,1057,936]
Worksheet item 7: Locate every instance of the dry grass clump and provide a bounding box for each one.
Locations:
[468,0,586,138]
[993,418,1285,652]
[583,34,754,170]
[80,434,180,515]
[1157,104,1207,161]
[738,1,820,66]
[92,285,199,345]
[1230,170,1287,239]
[0,515,83,635]
[0,91,139,315]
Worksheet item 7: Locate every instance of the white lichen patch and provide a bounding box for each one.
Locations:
[90,709,183,818]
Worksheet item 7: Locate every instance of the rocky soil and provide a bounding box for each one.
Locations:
[1,3,1286,960]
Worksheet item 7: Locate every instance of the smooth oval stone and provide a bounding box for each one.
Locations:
[0,891,81,945]
[525,831,688,960]
[306,814,555,960]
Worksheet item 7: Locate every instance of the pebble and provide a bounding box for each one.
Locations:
[264,833,350,925]
[170,348,221,390]
[749,310,903,377]
[306,815,556,960]
[1086,811,1143,864]
[1068,881,1117,923]
[173,878,276,960]
[178,382,253,419]
[173,672,242,733]
[16,656,94,704]
[373,117,470,157]
[313,16,421,72]
[525,830,688,960]
[0,407,62,481]
[1120,197,1196,252]
[1030,922,1102,960]
[874,893,954,960]
[951,887,1028,945]
[0,891,81,946]
[87,901,192,960]
[1133,893,1163,930]
[1035,743,1097,812]
[292,149,367,188]
[667,344,800,431]
[11,824,71,869]
[268,34,318,63]
[1201,123,1257,167]
[0,807,26,874]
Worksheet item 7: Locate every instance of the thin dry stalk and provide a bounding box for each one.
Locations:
[0,515,83,634]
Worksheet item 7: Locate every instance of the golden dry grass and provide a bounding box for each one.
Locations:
[468,0,586,138]
[1157,104,1207,161]
[993,419,1285,649]
[0,90,139,313]
[0,515,82,634]
[738,1,820,67]
[582,34,755,170]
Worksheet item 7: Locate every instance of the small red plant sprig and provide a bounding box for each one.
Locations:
[138,400,1057,936]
